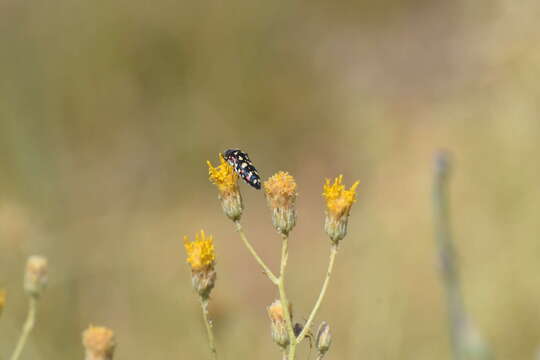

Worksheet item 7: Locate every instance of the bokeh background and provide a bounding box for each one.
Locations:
[1,0,540,358]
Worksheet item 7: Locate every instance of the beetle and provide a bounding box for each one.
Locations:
[223,149,261,190]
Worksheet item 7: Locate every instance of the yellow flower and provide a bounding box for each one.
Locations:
[323,175,359,219]
[82,325,116,360]
[322,175,359,243]
[207,155,239,196]
[207,155,243,221]
[184,230,216,272]
[184,230,217,298]
[264,171,297,208]
[0,289,6,316]
[264,171,298,235]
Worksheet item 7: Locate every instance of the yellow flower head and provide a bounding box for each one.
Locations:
[207,154,239,196]
[0,289,6,316]
[207,154,244,221]
[184,230,216,272]
[264,171,298,209]
[82,325,116,359]
[323,175,359,219]
[264,171,298,235]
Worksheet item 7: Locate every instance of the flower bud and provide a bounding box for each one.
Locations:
[316,321,332,356]
[264,172,298,235]
[82,325,116,360]
[267,299,292,348]
[24,255,48,298]
[207,155,243,221]
[322,176,359,244]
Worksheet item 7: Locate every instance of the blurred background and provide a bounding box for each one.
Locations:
[1,0,540,358]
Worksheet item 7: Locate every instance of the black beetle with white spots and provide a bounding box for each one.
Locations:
[223,149,262,190]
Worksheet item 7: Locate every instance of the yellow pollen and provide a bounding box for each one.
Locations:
[207,154,239,196]
[82,325,116,356]
[264,171,298,208]
[184,230,216,271]
[323,175,360,218]
[0,289,5,312]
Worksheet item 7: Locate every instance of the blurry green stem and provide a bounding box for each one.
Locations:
[277,235,297,360]
[296,244,338,343]
[433,153,466,359]
[433,152,493,360]
[10,296,37,360]
[200,298,218,360]
[234,221,279,284]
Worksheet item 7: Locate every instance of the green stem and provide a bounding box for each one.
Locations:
[432,151,496,360]
[10,296,37,360]
[296,244,338,343]
[433,152,494,360]
[200,298,218,360]
[277,235,297,359]
[234,221,279,284]
[433,152,468,360]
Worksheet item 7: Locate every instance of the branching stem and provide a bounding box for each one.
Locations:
[234,221,279,284]
[233,221,338,360]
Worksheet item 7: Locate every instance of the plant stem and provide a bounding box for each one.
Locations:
[433,152,493,360]
[277,235,297,359]
[433,152,469,360]
[200,297,218,360]
[234,220,279,284]
[296,244,338,343]
[10,296,37,360]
